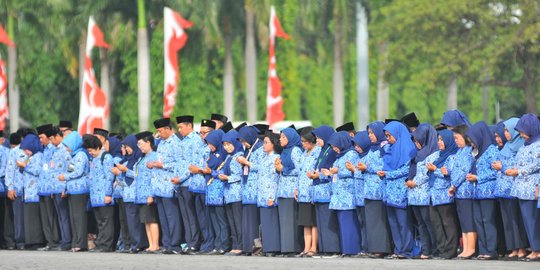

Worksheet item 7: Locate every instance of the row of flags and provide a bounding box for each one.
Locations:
[0,6,288,133]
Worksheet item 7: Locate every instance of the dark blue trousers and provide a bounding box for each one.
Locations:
[260,207,280,253]
[473,199,498,257]
[242,204,260,253]
[337,210,361,255]
[411,205,436,256]
[194,193,213,252]
[315,202,341,253]
[53,194,71,249]
[499,198,528,250]
[178,187,200,249]
[156,197,181,251]
[209,205,229,251]
[12,196,24,248]
[125,202,148,250]
[226,202,243,250]
[519,199,540,251]
[387,206,413,257]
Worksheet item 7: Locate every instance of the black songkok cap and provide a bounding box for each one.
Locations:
[153,118,171,129]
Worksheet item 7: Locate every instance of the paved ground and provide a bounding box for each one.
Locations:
[0,251,538,270]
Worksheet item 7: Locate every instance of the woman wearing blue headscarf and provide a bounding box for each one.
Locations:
[324,131,361,256]
[275,127,303,255]
[200,129,228,255]
[309,126,340,256]
[426,129,460,259]
[465,121,499,260]
[361,121,392,258]
[407,123,439,259]
[440,110,472,128]
[492,118,527,259]
[507,114,540,261]
[379,121,416,259]
[218,130,244,256]
[351,131,372,256]
[18,134,45,248]
[58,131,89,252]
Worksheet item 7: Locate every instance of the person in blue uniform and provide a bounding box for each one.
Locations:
[114,134,147,253]
[447,125,476,259]
[325,131,361,257]
[236,125,264,255]
[0,131,13,249]
[257,131,282,256]
[379,121,416,259]
[35,124,60,251]
[83,135,115,252]
[407,123,439,259]
[186,119,216,254]
[219,130,244,256]
[295,127,321,257]
[362,121,391,258]
[492,117,528,259]
[465,121,500,260]
[6,132,26,250]
[132,131,160,253]
[426,129,460,259]
[58,131,89,252]
[174,115,203,254]
[310,125,340,256]
[507,114,540,261]
[148,118,182,254]
[351,131,372,257]
[275,127,303,256]
[46,126,72,251]
[211,113,228,131]
[17,133,45,249]
[203,129,229,255]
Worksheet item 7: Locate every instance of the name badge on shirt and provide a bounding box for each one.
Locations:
[243,166,249,176]
[332,174,337,183]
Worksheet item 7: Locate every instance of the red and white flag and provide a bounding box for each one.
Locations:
[266,6,289,127]
[0,59,8,131]
[0,24,14,48]
[77,16,110,135]
[163,7,193,118]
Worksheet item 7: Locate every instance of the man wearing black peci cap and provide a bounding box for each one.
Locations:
[221,122,234,133]
[199,119,215,141]
[211,114,228,130]
[59,120,73,137]
[175,115,206,254]
[336,122,356,138]
[147,118,183,254]
[401,112,420,132]
[36,124,61,251]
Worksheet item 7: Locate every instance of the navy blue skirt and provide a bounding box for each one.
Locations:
[260,207,280,253]
[455,199,475,233]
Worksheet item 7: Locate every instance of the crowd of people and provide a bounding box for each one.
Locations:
[0,110,539,262]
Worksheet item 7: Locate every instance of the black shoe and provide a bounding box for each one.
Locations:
[130,248,144,254]
[478,255,497,261]
[225,251,242,256]
[38,246,53,251]
[218,249,226,255]
[368,253,385,259]
[203,249,219,255]
[89,248,104,253]
[16,246,25,250]
[161,250,174,255]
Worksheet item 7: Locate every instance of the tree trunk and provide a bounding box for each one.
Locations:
[245,2,257,123]
[524,80,538,114]
[100,48,110,130]
[332,19,344,127]
[137,0,150,130]
[447,75,458,110]
[356,1,369,129]
[376,42,389,120]
[223,33,234,121]
[7,15,19,132]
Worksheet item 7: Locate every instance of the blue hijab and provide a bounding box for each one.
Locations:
[62,131,83,157]
[312,125,337,171]
[206,130,227,169]
[280,128,302,173]
[382,121,417,171]
[20,134,43,155]
[433,129,459,167]
[122,135,142,186]
[238,126,262,154]
[515,113,540,146]
[466,121,495,158]
[412,123,439,162]
[352,130,371,159]
[108,136,123,159]
[328,131,353,158]
[367,121,387,152]
[500,117,524,156]
[222,130,243,175]
[441,110,472,127]
[494,121,507,149]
